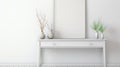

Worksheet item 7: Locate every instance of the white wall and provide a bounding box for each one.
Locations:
[0,0,120,64]
[43,0,120,64]
[0,0,53,64]
[0,0,40,64]
[44,0,120,64]
[87,0,120,64]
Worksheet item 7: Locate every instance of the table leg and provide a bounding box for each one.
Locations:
[103,45,106,67]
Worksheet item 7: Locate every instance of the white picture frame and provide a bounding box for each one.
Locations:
[54,0,86,38]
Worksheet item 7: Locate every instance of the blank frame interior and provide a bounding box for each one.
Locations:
[54,0,85,38]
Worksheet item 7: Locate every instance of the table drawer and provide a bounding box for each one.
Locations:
[40,41,105,48]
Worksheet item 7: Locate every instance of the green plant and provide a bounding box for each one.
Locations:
[98,23,105,33]
[91,21,100,32]
[91,20,105,33]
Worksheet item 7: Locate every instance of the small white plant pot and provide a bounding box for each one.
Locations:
[100,33,104,39]
[40,33,45,39]
[47,33,54,39]
[95,31,99,39]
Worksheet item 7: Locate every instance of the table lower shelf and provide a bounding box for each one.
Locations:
[40,64,104,67]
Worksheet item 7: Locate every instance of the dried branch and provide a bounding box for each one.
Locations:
[36,10,46,33]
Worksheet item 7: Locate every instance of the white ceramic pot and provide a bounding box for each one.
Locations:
[40,33,45,39]
[47,32,54,39]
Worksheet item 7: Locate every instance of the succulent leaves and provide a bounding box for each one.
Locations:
[92,20,105,33]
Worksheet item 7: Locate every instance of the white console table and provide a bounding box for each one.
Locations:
[39,39,106,67]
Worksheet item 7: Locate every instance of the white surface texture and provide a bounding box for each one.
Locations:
[40,40,106,67]
[0,0,120,65]
[0,0,53,64]
[54,0,85,38]
[0,64,119,67]
[87,0,120,64]
[40,39,105,48]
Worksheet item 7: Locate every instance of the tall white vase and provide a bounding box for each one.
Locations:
[95,31,99,39]
[100,33,104,39]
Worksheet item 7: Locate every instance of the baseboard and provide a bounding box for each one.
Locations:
[0,64,36,67]
[0,64,120,67]
[42,64,102,67]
